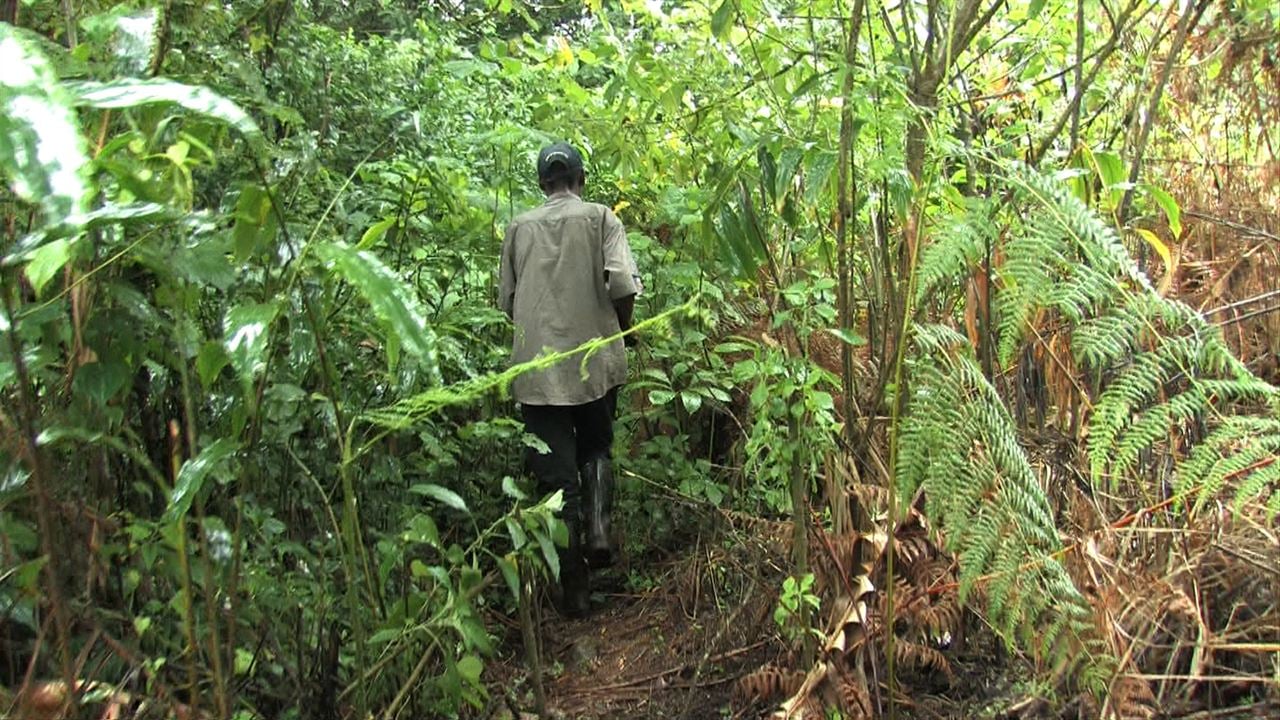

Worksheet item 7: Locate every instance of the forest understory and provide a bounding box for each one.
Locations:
[486,196,1280,718]
[3,0,1280,719]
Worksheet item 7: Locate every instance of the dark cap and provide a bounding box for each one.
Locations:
[537,142,585,181]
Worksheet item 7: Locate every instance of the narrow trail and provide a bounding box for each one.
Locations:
[489,546,776,719]
[486,532,1019,720]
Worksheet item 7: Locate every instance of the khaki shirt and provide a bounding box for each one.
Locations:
[499,191,640,406]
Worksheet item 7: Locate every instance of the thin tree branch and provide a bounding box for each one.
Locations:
[1118,0,1215,221]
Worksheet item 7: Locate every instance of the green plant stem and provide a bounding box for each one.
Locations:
[835,0,867,443]
[195,499,229,720]
[0,275,73,693]
[380,627,444,720]
[787,408,813,667]
[884,194,928,720]
[517,559,546,717]
[1117,0,1208,221]
[171,422,202,718]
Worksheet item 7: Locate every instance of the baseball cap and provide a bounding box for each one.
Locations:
[537,142,585,181]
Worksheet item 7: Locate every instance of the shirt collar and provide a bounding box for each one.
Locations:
[545,190,578,204]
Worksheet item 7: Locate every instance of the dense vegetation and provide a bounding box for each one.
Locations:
[2,0,1278,718]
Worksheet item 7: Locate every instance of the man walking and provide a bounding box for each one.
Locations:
[498,142,639,617]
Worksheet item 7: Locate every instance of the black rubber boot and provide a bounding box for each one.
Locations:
[580,457,615,568]
[558,515,590,618]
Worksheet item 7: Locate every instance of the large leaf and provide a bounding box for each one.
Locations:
[0,25,90,229]
[1143,184,1183,238]
[64,78,264,150]
[711,0,734,39]
[315,242,439,378]
[224,302,280,384]
[410,483,470,513]
[24,238,73,295]
[164,439,239,524]
[231,184,277,261]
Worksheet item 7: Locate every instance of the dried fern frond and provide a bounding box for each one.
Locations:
[894,639,957,683]
[1106,676,1158,720]
[735,664,805,707]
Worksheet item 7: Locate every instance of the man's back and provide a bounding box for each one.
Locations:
[499,191,637,406]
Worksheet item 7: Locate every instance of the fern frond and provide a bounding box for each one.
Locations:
[916,197,996,303]
[899,323,1098,678]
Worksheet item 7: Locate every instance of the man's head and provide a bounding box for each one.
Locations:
[537,142,586,196]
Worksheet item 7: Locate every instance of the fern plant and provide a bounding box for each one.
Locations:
[897,324,1110,689]
[900,161,1280,696]
[995,165,1280,512]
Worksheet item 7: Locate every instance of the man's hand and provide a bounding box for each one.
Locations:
[613,294,636,347]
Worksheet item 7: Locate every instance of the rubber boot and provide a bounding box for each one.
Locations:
[558,515,590,618]
[580,457,615,568]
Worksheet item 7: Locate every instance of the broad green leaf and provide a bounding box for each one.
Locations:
[497,554,520,600]
[775,147,803,209]
[534,527,559,579]
[82,202,171,229]
[24,238,72,294]
[0,25,90,228]
[223,302,279,384]
[405,513,440,546]
[502,475,527,500]
[804,150,838,204]
[315,242,439,378]
[65,78,264,150]
[1134,228,1175,295]
[196,341,230,387]
[1090,150,1126,208]
[1143,184,1182,238]
[457,655,483,684]
[73,360,130,404]
[711,0,734,39]
[410,483,469,513]
[356,217,397,251]
[717,205,758,278]
[505,516,528,549]
[788,71,824,101]
[8,557,48,592]
[827,327,867,346]
[649,389,675,405]
[680,391,703,414]
[232,184,276,261]
[739,184,769,257]
[165,439,238,524]
[756,147,777,206]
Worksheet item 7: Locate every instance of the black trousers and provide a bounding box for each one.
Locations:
[521,387,618,522]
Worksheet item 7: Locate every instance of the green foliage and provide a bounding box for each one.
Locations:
[1175,412,1280,517]
[738,343,839,515]
[0,24,89,231]
[3,0,1276,715]
[992,165,1280,513]
[897,323,1107,688]
[774,573,823,644]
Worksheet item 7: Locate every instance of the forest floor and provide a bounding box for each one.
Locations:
[484,533,1054,720]
[485,542,1280,720]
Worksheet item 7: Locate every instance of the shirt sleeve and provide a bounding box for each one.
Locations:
[602,209,640,300]
[498,223,517,318]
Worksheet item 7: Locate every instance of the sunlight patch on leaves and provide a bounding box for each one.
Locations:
[65,78,264,151]
[0,25,90,230]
